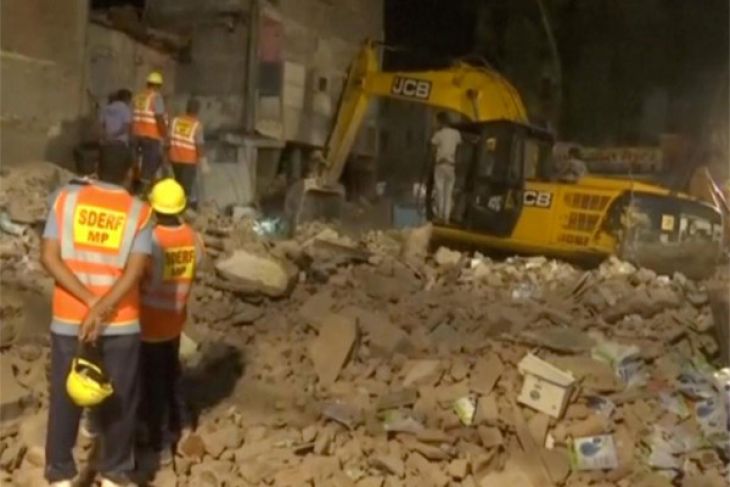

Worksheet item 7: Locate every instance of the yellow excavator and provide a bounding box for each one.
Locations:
[287,41,724,278]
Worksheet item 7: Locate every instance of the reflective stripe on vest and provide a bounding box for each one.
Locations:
[54,186,146,326]
[132,90,162,139]
[140,225,197,341]
[168,116,199,164]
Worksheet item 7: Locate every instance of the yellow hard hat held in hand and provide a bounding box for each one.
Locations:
[147,71,164,85]
[66,357,113,407]
[149,178,186,214]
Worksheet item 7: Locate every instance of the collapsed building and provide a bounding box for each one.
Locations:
[0,162,728,486]
[1,0,382,207]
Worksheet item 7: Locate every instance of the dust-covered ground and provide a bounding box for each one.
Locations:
[1,162,729,486]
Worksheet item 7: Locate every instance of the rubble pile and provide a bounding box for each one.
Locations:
[0,164,729,486]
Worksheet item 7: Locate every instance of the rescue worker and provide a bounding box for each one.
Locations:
[41,144,152,487]
[100,89,133,146]
[168,98,209,209]
[559,146,588,182]
[431,112,462,223]
[133,71,167,193]
[139,178,203,463]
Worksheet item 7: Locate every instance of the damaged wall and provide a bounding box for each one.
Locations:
[277,0,382,151]
[85,23,178,121]
[146,0,252,134]
[146,0,382,149]
[1,0,88,167]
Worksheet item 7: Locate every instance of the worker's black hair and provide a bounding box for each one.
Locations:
[72,142,99,176]
[568,146,581,158]
[97,143,134,185]
[116,89,132,103]
[155,212,183,225]
[436,112,449,124]
[186,97,201,115]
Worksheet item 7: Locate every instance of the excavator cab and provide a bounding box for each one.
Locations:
[426,120,724,277]
[427,121,554,238]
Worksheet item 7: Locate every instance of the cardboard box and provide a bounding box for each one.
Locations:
[518,353,576,418]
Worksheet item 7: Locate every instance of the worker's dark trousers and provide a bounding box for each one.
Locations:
[135,137,163,186]
[45,333,140,483]
[139,337,183,451]
[171,162,198,208]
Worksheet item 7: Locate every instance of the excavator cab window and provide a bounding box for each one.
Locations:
[444,121,526,237]
[521,131,555,181]
[427,121,553,237]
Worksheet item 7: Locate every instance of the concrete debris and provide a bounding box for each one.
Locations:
[433,246,462,267]
[0,161,728,486]
[0,360,34,425]
[309,313,358,386]
[0,162,72,224]
[215,249,297,297]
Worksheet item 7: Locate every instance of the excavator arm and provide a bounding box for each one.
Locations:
[320,40,529,187]
[287,40,530,226]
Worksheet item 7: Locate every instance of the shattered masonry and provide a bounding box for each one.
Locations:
[1,162,729,486]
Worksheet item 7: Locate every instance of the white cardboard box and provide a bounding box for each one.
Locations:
[518,353,576,418]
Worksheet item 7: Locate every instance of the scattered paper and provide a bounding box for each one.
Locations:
[570,434,619,471]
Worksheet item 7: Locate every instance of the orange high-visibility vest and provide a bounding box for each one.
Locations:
[133,90,163,140]
[140,224,200,342]
[53,185,151,327]
[168,115,201,164]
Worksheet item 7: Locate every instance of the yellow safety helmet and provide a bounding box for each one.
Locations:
[66,357,113,407]
[147,71,164,85]
[149,178,186,214]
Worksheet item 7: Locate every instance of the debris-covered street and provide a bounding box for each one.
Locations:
[1,162,729,486]
[2,1,730,486]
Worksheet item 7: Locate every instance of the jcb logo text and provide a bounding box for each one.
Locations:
[391,77,432,100]
[523,190,552,208]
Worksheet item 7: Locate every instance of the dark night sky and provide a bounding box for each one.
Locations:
[384,0,475,70]
[384,0,729,142]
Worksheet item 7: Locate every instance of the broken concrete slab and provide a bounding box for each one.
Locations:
[470,353,504,396]
[406,452,449,487]
[370,453,405,478]
[376,388,418,411]
[477,425,504,448]
[0,360,32,424]
[321,400,361,430]
[18,411,45,467]
[348,307,412,357]
[447,458,468,480]
[434,247,462,267]
[475,395,499,425]
[309,313,358,386]
[299,290,335,328]
[199,424,243,458]
[550,355,620,392]
[518,327,596,353]
[402,359,441,387]
[478,451,536,487]
[215,249,297,297]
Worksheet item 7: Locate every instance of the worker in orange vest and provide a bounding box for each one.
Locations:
[168,98,209,209]
[139,178,204,464]
[133,71,167,194]
[41,144,153,487]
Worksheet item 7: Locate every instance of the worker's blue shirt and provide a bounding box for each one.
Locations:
[100,101,132,144]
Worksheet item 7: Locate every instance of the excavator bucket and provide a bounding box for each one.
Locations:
[616,195,723,280]
[284,178,345,229]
